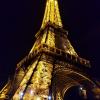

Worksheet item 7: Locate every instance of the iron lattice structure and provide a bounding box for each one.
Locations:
[0,0,99,100]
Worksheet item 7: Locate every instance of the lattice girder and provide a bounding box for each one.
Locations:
[41,0,63,28]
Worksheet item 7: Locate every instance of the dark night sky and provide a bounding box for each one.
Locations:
[0,0,100,88]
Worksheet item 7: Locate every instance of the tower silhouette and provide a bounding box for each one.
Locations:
[0,0,99,100]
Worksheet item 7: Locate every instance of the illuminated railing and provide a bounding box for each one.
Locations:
[17,43,90,70]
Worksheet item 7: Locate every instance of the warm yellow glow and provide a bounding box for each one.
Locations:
[56,92,63,100]
[30,36,41,53]
[13,60,38,100]
[0,80,11,99]
[0,0,95,100]
[62,38,78,56]
[55,0,57,5]
[41,31,47,44]
[41,0,63,28]
[46,31,55,47]
[13,61,53,100]
[35,96,41,100]
[30,31,47,53]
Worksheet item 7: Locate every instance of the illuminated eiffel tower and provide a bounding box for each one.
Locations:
[0,0,99,100]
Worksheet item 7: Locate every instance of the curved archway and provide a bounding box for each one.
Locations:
[52,67,97,100]
[63,86,84,100]
[63,85,95,100]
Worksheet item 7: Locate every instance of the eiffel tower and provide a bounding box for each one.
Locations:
[0,0,99,100]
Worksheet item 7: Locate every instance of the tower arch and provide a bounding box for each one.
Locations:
[63,85,85,100]
[52,66,96,100]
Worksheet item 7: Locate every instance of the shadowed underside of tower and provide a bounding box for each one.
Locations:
[0,0,99,100]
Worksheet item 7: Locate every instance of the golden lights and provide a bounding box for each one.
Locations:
[13,61,53,100]
[41,0,63,28]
